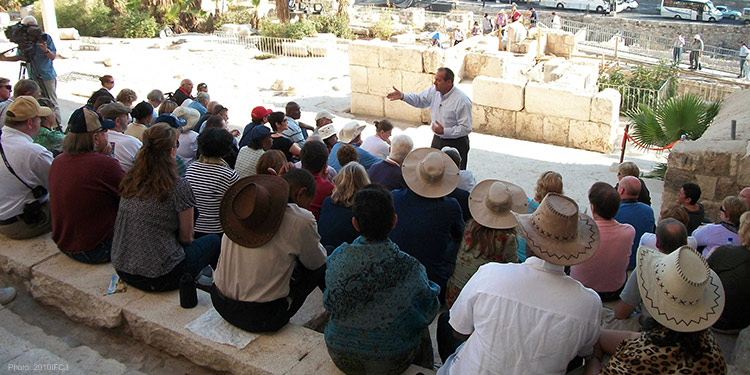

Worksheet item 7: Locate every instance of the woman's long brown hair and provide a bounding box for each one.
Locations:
[120,123,178,201]
[467,220,511,260]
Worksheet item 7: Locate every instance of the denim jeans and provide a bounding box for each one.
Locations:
[60,237,112,264]
[118,234,221,292]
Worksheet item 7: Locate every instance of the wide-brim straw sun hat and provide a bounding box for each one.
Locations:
[637,245,725,333]
[402,148,460,198]
[515,193,600,266]
[469,180,528,229]
[220,175,289,248]
[338,121,366,144]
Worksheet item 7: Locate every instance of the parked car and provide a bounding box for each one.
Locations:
[716,5,741,19]
[742,7,750,24]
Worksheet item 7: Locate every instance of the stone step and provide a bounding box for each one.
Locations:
[0,306,146,375]
[0,235,436,375]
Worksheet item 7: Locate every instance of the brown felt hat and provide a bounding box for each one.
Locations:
[220,175,289,248]
[515,193,600,266]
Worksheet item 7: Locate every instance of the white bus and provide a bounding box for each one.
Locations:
[539,0,611,13]
[660,0,723,21]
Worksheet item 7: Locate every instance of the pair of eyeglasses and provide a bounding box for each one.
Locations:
[2,85,11,90]
[720,206,726,213]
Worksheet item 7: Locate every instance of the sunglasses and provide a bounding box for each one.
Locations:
[720,206,726,213]
[2,85,11,90]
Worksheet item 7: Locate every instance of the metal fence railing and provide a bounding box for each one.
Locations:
[537,15,739,73]
[600,80,671,113]
[212,32,333,57]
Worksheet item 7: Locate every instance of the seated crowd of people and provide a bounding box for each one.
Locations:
[1,74,748,375]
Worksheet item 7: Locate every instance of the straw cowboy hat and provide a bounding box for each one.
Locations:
[637,246,725,332]
[402,148,459,198]
[338,121,366,144]
[220,175,289,248]
[515,193,600,266]
[469,180,528,229]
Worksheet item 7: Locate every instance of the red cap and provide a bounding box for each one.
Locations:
[251,106,273,120]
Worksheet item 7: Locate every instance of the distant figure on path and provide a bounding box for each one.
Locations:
[672,32,685,65]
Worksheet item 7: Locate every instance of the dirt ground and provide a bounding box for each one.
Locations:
[0,33,666,212]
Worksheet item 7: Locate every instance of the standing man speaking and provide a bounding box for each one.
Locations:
[387,67,472,170]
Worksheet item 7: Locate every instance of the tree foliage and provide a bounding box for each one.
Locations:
[627,93,721,148]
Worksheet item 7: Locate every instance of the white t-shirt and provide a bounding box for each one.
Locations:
[177,131,199,168]
[360,135,390,160]
[446,258,601,375]
[107,131,142,172]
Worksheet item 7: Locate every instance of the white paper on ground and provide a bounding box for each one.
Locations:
[185,308,259,349]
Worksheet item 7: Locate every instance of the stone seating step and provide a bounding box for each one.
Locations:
[0,235,435,375]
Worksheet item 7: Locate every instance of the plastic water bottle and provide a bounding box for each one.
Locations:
[728,238,734,246]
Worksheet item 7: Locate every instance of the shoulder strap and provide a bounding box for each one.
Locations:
[0,129,36,191]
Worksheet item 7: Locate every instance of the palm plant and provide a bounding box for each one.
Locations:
[626,93,721,179]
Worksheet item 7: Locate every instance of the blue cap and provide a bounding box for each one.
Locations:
[250,125,271,141]
[67,107,116,134]
[155,113,187,128]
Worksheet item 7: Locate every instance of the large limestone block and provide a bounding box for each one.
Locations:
[285,341,345,375]
[289,288,327,330]
[402,71,433,94]
[515,111,545,143]
[525,82,592,122]
[506,22,527,46]
[351,92,384,118]
[367,67,402,96]
[473,76,526,111]
[590,89,621,124]
[463,52,506,79]
[122,291,323,375]
[569,120,615,153]
[385,99,422,123]
[282,42,309,57]
[29,254,145,328]
[543,116,571,147]
[350,65,368,94]
[485,107,517,138]
[421,108,431,124]
[472,104,487,128]
[444,46,467,82]
[0,325,34,363]
[0,233,58,281]
[423,47,445,74]
[349,40,379,67]
[379,45,424,73]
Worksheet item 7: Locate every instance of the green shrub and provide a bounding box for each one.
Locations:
[52,0,114,37]
[311,13,353,39]
[115,11,160,38]
[259,18,316,39]
[221,5,255,25]
[371,11,393,40]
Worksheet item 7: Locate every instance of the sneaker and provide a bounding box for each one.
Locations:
[195,266,214,293]
[0,287,17,304]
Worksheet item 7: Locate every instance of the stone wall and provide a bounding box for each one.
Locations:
[349,39,622,153]
[561,14,750,50]
[662,89,750,222]
[676,78,742,103]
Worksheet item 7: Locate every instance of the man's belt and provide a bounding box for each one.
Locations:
[0,215,19,225]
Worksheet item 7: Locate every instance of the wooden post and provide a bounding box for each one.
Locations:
[619,123,629,164]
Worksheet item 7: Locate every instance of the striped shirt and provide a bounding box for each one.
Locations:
[185,161,239,234]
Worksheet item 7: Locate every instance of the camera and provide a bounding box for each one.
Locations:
[4,22,47,61]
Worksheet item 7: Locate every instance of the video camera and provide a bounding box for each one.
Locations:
[4,22,47,62]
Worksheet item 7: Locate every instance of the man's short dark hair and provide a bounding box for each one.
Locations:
[283,169,316,200]
[438,67,454,83]
[337,143,359,167]
[656,218,688,254]
[204,115,225,129]
[197,127,233,158]
[267,111,286,132]
[353,184,395,241]
[682,183,701,205]
[14,79,39,97]
[300,140,328,174]
[588,182,621,220]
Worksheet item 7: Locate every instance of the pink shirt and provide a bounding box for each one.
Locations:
[571,219,635,293]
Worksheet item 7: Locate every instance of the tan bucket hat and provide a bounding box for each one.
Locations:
[338,121,366,144]
[317,124,337,140]
[220,175,289,248]
[402,148,460,198]
[637,245,725,332]
[515,193,600,266]
[469,180,528,229]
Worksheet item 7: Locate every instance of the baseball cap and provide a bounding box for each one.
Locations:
[98,102,132,120]
[67,107,116,133]
[251,106,273,120]
[315,110,334,121]
[250,125,271,141]
[155,113,187,128]
[5,96,53,123]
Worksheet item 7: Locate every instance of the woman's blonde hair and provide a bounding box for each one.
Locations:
[534,171,563,203]
[331,162,370,207]
[120,124,178,201]
[61,132,95,155]
[739,211,750,247]
[158,100,178,115]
